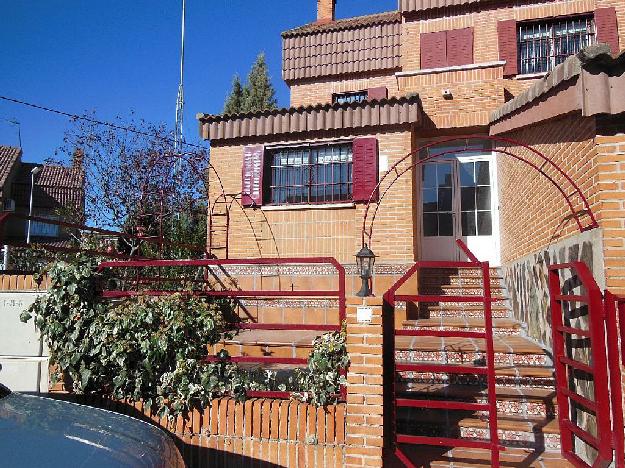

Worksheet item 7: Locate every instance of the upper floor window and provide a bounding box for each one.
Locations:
[519,16,596,75]
[266,143,353,205]
[332,91,368,105]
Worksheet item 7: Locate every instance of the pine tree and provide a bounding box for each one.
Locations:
[223,74,244,115]
[241,53,277,113]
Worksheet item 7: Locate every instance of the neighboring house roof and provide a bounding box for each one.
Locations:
[11,162,85,211]
[399,0,490,14]
[197,94,422,143]
[282,11,401,82]
[0,146,22,197]
[490,44,625,131]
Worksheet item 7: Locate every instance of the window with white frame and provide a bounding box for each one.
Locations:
[266,143,353,205]
[518,16,596,75]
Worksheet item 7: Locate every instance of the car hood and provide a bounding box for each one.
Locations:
[0,393,184,468]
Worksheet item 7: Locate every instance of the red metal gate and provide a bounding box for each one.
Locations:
[548,262,624,468]
[383,240,502,467]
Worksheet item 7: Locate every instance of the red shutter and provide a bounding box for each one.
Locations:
[498,20,518,76]
[367,87,388,101]
[595,7,620,55]
[241,145,264,207]
[420,31,447,69]
[352,137,379,203]
[446,27,474,66]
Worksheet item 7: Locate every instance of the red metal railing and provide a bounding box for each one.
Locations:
[383,240,502,467]
[97,256,346,400]
[548,262,624,468]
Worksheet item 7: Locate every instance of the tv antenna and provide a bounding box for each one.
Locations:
[174,0,186,157]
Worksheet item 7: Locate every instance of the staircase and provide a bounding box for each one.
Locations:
[393,267,569,467]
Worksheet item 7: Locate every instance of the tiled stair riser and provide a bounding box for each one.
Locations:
[404,325,521,335]
[459,427,561,451]
[398,373,556,389]
[395,350,549,367]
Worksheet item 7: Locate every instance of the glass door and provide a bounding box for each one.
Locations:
[420,154,500,264]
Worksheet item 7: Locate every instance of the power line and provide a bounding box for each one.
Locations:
[0,95,206,150]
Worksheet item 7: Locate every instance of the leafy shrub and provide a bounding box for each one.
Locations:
[291,327,349,406]
[21,254,350,414]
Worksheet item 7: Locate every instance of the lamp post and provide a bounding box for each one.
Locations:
[355,243,376,297]
[26,166,41,244]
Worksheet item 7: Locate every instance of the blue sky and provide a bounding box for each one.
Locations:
[0,0,397,163]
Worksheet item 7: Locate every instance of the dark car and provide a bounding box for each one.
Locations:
[0,384,185,467]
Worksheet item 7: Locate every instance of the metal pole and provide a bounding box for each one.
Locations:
[27,166,41,244]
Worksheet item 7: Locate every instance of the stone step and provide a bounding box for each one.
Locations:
[396,363,555,388]
[413,303,512,319]
[418,276,504,287]
[396,383,557,418]
[402,317,523,335]
[396,410,561,450]
[395,335,550,367]
[386,445,571,468]
[417,284,507,296]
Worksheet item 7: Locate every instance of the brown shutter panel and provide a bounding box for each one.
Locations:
[352,137,379,203]
[241,145,264,207]
[367,87,388,101]
[420,31,447,69]
[446,27,474,66]
[595,7,620,55]
[497,20,518,76]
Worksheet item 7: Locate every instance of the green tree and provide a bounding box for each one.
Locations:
[223,74,244,115]
[242,53,277,112]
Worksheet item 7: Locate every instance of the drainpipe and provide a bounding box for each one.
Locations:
[27,166,41,244]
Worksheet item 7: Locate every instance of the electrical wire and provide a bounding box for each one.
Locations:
[0,95,207,150]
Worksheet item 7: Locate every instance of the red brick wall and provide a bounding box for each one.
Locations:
[208,130,415,264]
[497,113,600,263]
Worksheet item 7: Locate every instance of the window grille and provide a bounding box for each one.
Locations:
[267,143,352,205]
[332,91,368,105]
[519,16,595,75]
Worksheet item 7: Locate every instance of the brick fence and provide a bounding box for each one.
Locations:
[49,295,386,467]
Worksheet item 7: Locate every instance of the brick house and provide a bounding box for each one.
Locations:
[197,0,624,464]
[0,145,85,247]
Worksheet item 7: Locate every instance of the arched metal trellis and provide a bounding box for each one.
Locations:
[361,135,599,248]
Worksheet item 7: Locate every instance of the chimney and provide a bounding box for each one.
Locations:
[317,0,336,23]
[72,148,84,169]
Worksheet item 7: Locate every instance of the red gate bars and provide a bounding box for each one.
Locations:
[548,262,624,468]
[97,256,346,400]
[383,240,503,467]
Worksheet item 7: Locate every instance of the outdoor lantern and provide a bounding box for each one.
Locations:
[355,243,376,297]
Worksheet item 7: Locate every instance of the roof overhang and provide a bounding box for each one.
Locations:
[197,95,422,144]
[490,44,625,135]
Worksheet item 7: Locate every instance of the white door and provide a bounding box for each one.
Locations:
[419,153,500,265]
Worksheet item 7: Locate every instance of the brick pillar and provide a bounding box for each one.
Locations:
[345,296,385,467]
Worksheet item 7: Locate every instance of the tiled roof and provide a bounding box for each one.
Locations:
[12,162,84,209]
[491,44,625,123]
[282,11,401,37]
[282,12,401,81]
[198,94,422,142]
[399,0,490,13]
[0,146,21,194]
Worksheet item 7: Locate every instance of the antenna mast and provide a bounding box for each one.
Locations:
[174,0,186,155]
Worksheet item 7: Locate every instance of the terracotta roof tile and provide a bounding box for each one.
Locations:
[282,11,400,37]
[399,0,491,13]
[197,94,422,142]
[282,11,401,81]
[12,162,84,210]
[0,145,21,193]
